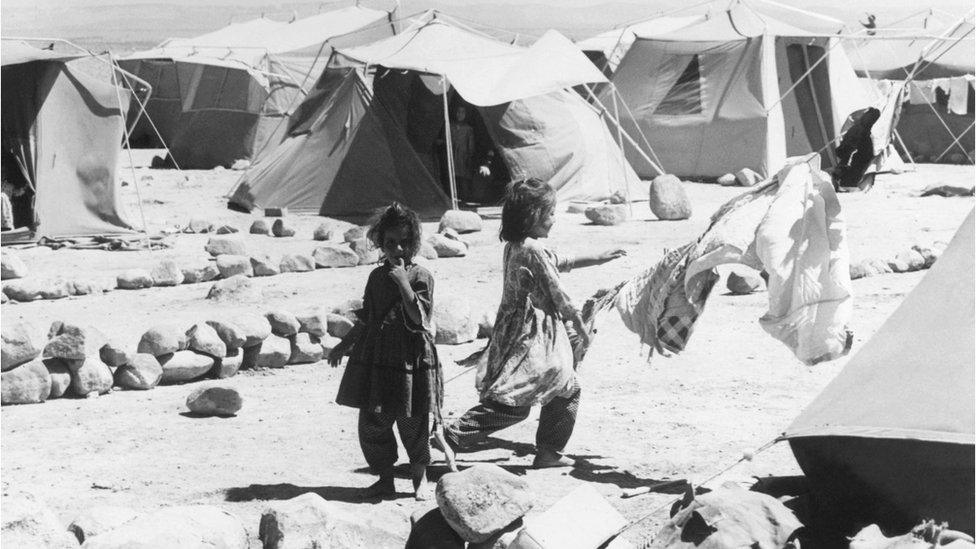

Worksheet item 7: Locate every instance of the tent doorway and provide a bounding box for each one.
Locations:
[786,43,838,167]
[443,94,508,205]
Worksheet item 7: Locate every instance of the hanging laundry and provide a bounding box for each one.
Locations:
[907,80,938,104]
[948,75,971,115]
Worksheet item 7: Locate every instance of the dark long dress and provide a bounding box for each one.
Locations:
[335,263,442,419]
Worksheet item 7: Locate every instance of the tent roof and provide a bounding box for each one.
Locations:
[336,15,607,106]
[847,18,975,79]
[576,14,706,54]
[1,41,85,66]
[784,210,975,445]
[644,4,818,41]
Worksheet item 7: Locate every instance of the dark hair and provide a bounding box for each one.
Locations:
[367,202,422,259]
[499,178,556,242]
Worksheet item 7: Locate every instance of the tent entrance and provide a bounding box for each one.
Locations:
[445,94,508,205]
[786,44,838,167]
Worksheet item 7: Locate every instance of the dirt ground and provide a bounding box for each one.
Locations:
[1,155,973,546]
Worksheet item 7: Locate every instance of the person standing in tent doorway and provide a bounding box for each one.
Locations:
[450,106,476,200]
[436,178,626,468]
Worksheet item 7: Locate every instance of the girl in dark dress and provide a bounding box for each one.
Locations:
[328,203,443,500]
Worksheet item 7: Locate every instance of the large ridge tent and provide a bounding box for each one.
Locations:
[1,41,134,242]
[846,11,975,163]
[783,210,975,535]
[229,13,645,219]
[118,6,394,169]
[604,3,877,179]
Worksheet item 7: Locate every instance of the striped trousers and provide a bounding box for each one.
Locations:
[358,410,430,475]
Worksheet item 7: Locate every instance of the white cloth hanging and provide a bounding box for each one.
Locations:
[948,76,971,115]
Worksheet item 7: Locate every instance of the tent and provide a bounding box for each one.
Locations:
[604,3,878,179]
[118,6,394,169]
[1,41,134,242]
[783,210,975,535]
[229,14,644,219]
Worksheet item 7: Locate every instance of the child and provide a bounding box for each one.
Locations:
[329,203,443,500]
[441,178,626,468]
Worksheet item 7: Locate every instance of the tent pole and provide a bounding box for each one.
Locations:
[583,85,665,177]
[891,129,918,170]
[441,76,459,210]
[110,57,151,240]
[610,84,666,170]
[611,91,633,212]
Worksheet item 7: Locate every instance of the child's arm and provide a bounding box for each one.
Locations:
[327,324,363,367]
[388,258,425,327]
[559,248,627,271]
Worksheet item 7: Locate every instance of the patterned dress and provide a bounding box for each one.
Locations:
[336,263,442,418]
[477,238,578,407]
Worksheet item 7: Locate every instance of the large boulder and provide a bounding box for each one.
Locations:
[296,310,328,339]
[435,464,535,543]
[206,275,262,302]
[1,360,51,405]
[727,270,763,295]
[717,173,737,187]
[186,323,227,359]
[99,340,131,368]
[2,321,41,371]
[66,279,103,296]
[266,310,301,337]
[343,226,367,243]
[159,351,214,384]
[584,204,629,226]
[116,269,154,290]
[186,386,242,416]
[233,314,273,346]
[113,354,162,390]
[439,210,483,234]
[2,279,44,301]
[137,325,187,357]
[289,333,323,364]
[43,323,107,362]
[326,313,355,338]
[216,254,253,278]
[68,505,139,544]
[250,219,271,235]
[272,218,296,237]
[1,492,77,548]
[259,492,403,549]
[79,505,248,549]
[279,254,316,273]
[205,319,247,353]
[45,359,72,399]
[735,167,762,187]
[1,250,29,280]
[211,352,243,379]
[428,234,467,258]
[418,241,439,260]
[204,235,247,257]
[434,296,479,345]
[349,238,380,265]
[36,280,69,300]
[256,335,291,368]
[150,259,184,286]
[181,262,220,284]
[250,254,281,277]
[649,175,692,221]
[313,245,359,268]
[69,356,113,396]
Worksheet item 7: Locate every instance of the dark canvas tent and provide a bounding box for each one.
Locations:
[118,6,394,169]
[2,41,134,241]
[783,210,975,534]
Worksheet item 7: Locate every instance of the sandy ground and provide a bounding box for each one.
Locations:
[1,156,973,545]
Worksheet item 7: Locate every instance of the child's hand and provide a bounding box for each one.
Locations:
[328,346,345,367]
[388,258,411,289]
[600,248,627,262]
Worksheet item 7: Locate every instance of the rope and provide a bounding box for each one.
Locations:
[110,58,151,244]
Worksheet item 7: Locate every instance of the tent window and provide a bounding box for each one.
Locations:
[654,55,703,115]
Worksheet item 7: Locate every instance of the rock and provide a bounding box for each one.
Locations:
[649,175,692,220]
[36,280,69,300]
[116,269,154,290]
[331,299,363,323]
[79,505,248,549]
[45,359,71,398]
[205,319,247,353]
[186,218,213,233]
[113,354,162,390]
[44,323,106,361]
[68,505,139,544]
[2,321,41,371]
[428,234,467,258]
[67,279,102,296]
[312,223,338,241]
[279,253,316,273]
[159,351,214,384]
[407,507,465,549]
[181,261,220,284]
[735,167,762,187]
[204,235,247,257]
[349,238,380,265]
[256,335,291,369]
[250,254,280,277]
[435,464,535,543]
[477,309,495,339]
[137,325,186,357]
[216,254,253,278]
[609,190,628,205]
[566,201,595,214]
[1,250,29,279]
[250,219,271,235]
[69,356,113,396]
[186,323,226,359]
[320,336,341,356]
[259,492,402,549]
[418,241,439,260]
[717,173,737,186]
[439,210,483,234]
[211,352,243,379]
[206,275,262,302]
[727,270,763,295]
[326,313,355,338]
[266,310,301,337]
[186,386,242,416]
[215,224,238,235]
[289,333,323,364]
[99,340,131,368]
[343,226,367,242]
[2,279,44,301]
[439,226,461,240]
[850,257,893,280]
[150,259,184,286]
[434,296,479,345]
[313,244,359,268]
[272,218,296,237]
[233,315,273,346]
[265,207,288,217]
[1,360,51,405]
[911,244,942,268]
[584,204,629,226]
[890,250,926,273]
[1,492,76,548]
[296,310,328,339]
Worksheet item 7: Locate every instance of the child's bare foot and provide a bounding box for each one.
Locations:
[411,464,431,501]
[362,476,396,499]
